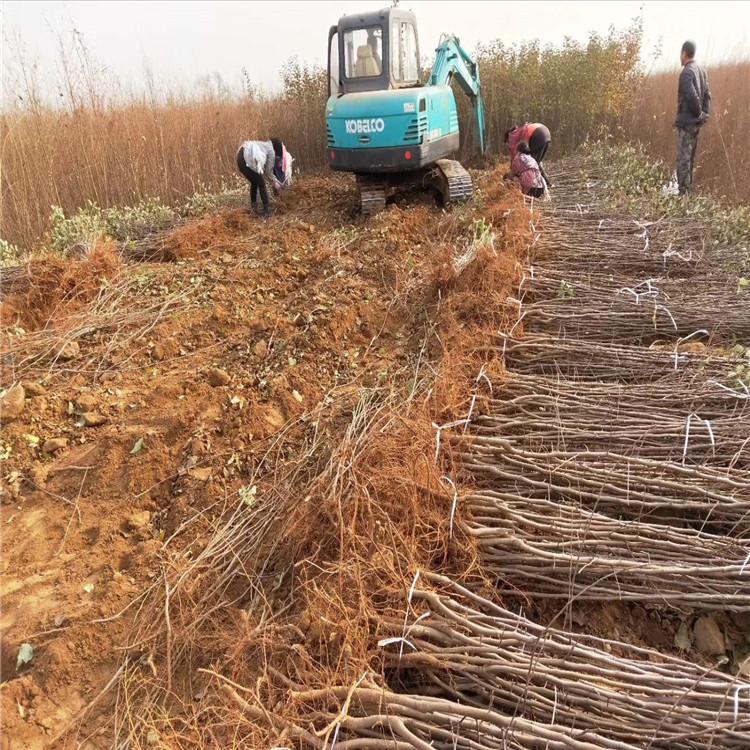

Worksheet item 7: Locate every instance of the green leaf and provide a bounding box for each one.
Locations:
[16,643,34,669]
[130,437,145,455]
[559,280,575,299]
[239,485,258,507]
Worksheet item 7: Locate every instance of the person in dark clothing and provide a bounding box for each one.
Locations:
[675,40,711,195]
[269,137,287,186]
[236,147,269,215]
[505,123,552,188]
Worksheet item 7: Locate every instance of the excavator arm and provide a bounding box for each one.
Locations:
[429,35,486,156]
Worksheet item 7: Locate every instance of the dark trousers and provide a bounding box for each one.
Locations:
[529,125,551,186]
[270,138,284,182]
[236,149,269,208]
[676,126,700,195]
[529,125,551,163]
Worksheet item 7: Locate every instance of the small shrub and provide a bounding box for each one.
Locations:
[47,199,176,253]
[43,181,261,255]
[102,199,176,240]
[584,142,750,272]
[183,177,246,216]
[0,238,23,267]
[48,203,107,254]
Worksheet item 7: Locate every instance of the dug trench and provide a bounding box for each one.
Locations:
[1,160,749,748]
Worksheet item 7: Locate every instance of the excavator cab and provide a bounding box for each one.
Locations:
[327,7,420,96]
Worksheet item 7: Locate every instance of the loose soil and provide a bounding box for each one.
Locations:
[4,166,743,749]
[0,173,521,748]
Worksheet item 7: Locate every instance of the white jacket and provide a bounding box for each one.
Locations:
[240,140,275,179]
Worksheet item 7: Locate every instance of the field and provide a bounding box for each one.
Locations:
[2,17,750,750]
[625,60,750,201]
[2,145,749,748]
[2,22,748,254]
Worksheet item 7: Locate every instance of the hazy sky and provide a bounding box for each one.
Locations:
[3,1,749,98]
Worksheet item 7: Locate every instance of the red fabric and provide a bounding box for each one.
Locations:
[511,152,544,194]
[508,123,542,160]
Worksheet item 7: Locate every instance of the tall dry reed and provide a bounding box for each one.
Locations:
[1,21,747,252]
[1,54,327,251]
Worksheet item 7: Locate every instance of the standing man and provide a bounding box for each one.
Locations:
[675,40,711,195]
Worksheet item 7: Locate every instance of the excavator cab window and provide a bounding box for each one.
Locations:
[344,26,383,78]
[327,28,340,96]
[390,20,419,85]
[331,10,421,94]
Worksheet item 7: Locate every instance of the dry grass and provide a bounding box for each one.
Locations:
[1,23,746,253]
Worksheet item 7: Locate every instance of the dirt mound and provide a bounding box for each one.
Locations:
[1,241,120,333]
[157,209,254,260]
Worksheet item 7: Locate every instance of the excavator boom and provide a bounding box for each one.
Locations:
[429,35,486,156]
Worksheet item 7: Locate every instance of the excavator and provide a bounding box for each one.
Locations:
[325,6,486,215]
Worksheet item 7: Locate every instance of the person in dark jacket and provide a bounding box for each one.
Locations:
[675,40,711,195]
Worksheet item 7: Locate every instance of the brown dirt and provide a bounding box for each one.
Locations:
[2,171,701,749]
[1,242,121,334]
[0,171,527,748]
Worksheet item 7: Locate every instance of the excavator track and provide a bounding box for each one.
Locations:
[434,159,473,205]
[357,177,387,217]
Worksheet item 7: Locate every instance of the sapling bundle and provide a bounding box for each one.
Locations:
[499,333,741,384]
[293,579,750,749]
[465,492,750,608]
[522,267,750,343]
[454,435,750,534]
[474,372,749,467]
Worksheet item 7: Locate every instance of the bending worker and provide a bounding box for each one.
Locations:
[506,140,546,198]
[505,123,552,188]
[236,138,293,217]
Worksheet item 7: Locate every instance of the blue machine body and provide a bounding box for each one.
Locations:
[325,7,484,175]
[326,86,458,171]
